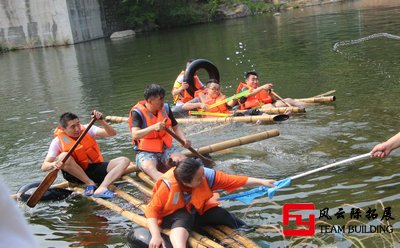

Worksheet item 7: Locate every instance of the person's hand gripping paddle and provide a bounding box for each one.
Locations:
[163,119,215,167]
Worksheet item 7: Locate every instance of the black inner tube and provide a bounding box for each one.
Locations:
[183,59,220,97]
[17,182,73,202]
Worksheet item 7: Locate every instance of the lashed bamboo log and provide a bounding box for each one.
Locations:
[296,96,336,103]
[202,226,243,248]
[105,115,283,124]
[122,175,153,195]
[73,187,212,248]
[181,129,279,157]
[217,225,260,248]
[255,107,306,114]
[137,173,155,187]
[176,115,282,124]
[105,116,129,123]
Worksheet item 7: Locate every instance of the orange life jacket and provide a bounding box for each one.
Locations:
[198,92,230,117]
[54,125,103,170]
[155,168,219,220]
[173,71,203,104]
[236,82,273,110]
[128,101,172,153]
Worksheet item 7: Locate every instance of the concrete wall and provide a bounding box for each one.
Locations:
[66,0,104,43]
[0,0,105,49]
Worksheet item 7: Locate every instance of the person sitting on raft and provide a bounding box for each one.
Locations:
[181,79,236,117]
[129,84,192,180]
[171,59,205,107]
[236,71,305,110]
[41,110,137,198]
[145,157,276,248]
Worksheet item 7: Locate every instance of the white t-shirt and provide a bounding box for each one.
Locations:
[0,178,39,248]
[46,125,100,158]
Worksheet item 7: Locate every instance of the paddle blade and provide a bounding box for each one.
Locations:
[272,114,289,122]
[217,177,292,204]
[267,177,291,199]
[218,186,269,204]
[26,169,58,208]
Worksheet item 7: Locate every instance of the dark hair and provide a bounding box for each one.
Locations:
[245,71,258,79]
[206,78,220,88]
[173,158,202,184]
[144,84,165,100]
[59,112,79,128]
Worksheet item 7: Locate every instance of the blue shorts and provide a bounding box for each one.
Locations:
[135,146,177,172]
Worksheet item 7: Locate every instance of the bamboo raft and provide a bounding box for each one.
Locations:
[16,130,280,247]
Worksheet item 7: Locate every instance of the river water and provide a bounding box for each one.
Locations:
[1,0,400,247]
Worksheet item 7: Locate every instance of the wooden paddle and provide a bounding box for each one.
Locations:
[271,90,292,107]
[27,117,97,208]
[311,89,336,98]
[164,127,215,167]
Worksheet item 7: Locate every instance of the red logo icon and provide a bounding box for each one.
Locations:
[283,203,316,236]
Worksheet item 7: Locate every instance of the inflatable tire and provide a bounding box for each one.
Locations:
[127,226,172,248]
[17,182,73,202]
[183,59,220,97]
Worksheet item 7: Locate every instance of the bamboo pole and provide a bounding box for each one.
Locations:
[202,226,243,248]
[181,129,279,157]
[256,107,306,114]
[73,187,213,248]
[217,225,260,248]
[122,175,153,195]
[176,115,282,124]
[296,96,336,103]
[105,115,284,124]
[137,173,155,187]
[105,116,129,123]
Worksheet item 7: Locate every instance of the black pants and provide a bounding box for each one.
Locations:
[62,162,109,184]
[162,207,246,232]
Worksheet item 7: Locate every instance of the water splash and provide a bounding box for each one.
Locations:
[333,33,400,52]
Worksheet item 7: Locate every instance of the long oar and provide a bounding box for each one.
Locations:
[165,128,215,167]
[207,90,250,109]
[311,89,336,98]
[27,117,97,208]
[271,91,292,107]
[218,153,371,204]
